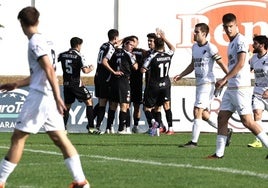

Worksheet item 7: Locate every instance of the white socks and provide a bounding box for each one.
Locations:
[215,135,227,157]
[206,117,217,129]
[256,131,268,148]
[254,120,262,141]
[0,159,17,183]
[0,155,86,184]
[192,119,202,143]
[64,154,86,182]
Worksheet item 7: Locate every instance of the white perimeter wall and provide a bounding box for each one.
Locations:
[1,0,268,133]
[2,0,267,77]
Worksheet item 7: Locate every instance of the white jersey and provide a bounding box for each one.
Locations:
[250,53,268,94]
[28,33,56,94]
[192,41,218,86]
[227,33,251,87]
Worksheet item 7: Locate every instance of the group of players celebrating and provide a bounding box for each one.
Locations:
[59,29,175,136]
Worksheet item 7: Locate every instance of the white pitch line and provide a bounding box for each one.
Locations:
[87,155,268,180]
[1,146,268,180]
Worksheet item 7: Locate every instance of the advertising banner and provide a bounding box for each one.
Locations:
[1,86,267,133]
[1,0,268,134]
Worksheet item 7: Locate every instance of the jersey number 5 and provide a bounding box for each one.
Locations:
[65,59,73,74]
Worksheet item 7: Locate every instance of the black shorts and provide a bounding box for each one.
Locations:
[130,73,143,104]
[110,77,131,104]
[143,85,171,108]
[63,84,92,104]
[94,76,111,99]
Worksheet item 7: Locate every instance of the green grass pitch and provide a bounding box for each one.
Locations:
[0,132,267,188]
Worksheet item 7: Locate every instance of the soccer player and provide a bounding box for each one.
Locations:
[128,35,147,133]
[0,6,90,187]
[109,37,138,134]
[247,35,268,148]
[173,23,231,148]
[94,29,122,134]
[58,37,94,132]
[207,13,268,159]
[141,30,175,136]
[144,32,167,134]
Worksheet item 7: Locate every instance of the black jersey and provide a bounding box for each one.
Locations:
[130,48,145,103]
[58,49,87,83]
[110,48,135,79]
[95,42,116,82]
[144,49,155,86]
[110,48,135,104]
[133,48,146,67]
[143,50,174,88]
[130,48,145,81]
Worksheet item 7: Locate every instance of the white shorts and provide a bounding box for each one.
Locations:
[194,84,215,109]
[16,89,65,134]
[220,88,252,115]
[252,93,268,111]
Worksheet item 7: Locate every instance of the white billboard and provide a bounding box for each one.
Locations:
[1,0,267,77]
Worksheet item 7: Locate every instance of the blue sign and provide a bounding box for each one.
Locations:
[0,86,148,133]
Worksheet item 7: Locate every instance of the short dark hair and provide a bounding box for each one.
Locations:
[122,35,138,45]
[17,6,39,27]
[70,37,83,48]
[122,37,135,48]
[108,29,119,41]
[122,36,130,45]
[128,35,138,41]
[253,35,268,50]
[147,33,157,39]
[195,23,209,36]
[222,13,236,24]
[154,37,165,50]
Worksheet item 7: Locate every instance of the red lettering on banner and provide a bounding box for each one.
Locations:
[176,0,268,63]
